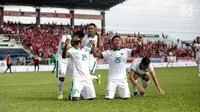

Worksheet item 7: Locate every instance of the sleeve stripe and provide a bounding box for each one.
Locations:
[100,52,104,59]
[61,42,65,45]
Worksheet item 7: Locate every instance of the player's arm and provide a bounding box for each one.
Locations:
[62,39,71,58]
[96,28,103,51]
[92,43,103,59]
[149,70,165,94]
[129,70,144,92]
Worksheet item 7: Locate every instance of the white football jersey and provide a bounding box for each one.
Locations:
[101,48,132,80]
[57,35,72,57]
[129,59,154,75]
[82,35,98,61]
[68,46,91,81]
[194,43,200,57]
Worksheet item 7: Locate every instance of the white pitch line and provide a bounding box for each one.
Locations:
[0,82,56,86]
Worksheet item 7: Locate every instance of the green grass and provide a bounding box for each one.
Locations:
[0,67,200,112]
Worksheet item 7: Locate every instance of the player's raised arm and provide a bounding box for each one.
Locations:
[62,38,71,58]
[149,70,165,95]
[96,28,103,51]
[92,42,103,59]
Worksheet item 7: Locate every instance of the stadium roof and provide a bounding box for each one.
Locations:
[0,0,125,10]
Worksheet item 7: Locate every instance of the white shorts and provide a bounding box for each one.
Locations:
[56,58,69,78]
[105,79,130,99]
[71,79,96,99]
[89,59,97,74]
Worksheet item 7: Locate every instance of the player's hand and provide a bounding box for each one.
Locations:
[158,88,165,95]
[138,86,145,93]
[65,38,70,45]
[96,28,101,36]
[66,38,70,44]
[90,40,95,47]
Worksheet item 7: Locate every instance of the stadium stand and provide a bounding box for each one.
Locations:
[0,22,195,63]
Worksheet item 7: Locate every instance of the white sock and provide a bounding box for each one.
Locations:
[133,80,138,92]
[91,75,98,80]
[142,80,150,89]
[58,80,64,95]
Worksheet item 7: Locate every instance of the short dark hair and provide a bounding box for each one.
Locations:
[111,35,121,42]
[141,57,150,66]
[88,23,97,28]
[74,30,84,39]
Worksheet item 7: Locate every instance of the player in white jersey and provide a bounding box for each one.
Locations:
[82,23,102,85]
[93,35,136,99]
[56,34,74,100]
[193,36,200,76]
[62,31,96,101]
[166,51,176,68]
[128,57,165,96]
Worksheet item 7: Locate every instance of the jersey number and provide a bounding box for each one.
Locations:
[82,54,87,61]
[115,57,121,63]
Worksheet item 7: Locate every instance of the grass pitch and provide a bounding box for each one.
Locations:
[0,67,200,112]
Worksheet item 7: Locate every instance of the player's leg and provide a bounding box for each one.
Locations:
[71,80,83,101]
[57,60,68,99]
[105,80,118,99]
[37,64,39,72]
[166,61,170,67]
[171,61,174,68]
[52,61,56,73]
[4,64,9,73]
[196,57,200,76]
[118,79,130,99]
[89,60,98,79]
[140,73,150,96]
[89,60,101,85]
[81,79,96,100]
[197,62,200,76]
[132,73,139,96]
[9,64,12,73]
[34,64,36,72]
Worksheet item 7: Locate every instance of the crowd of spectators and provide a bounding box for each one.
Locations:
[1,22,194,60]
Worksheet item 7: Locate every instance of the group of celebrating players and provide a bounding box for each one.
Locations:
[55,23,165,101]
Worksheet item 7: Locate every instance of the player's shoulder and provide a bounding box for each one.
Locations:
[194,43,200,46]
[68,47,76,52]
[132,58,142,64]
[83,35,88,39]
[83,46,91,51]
[61,35,67,39]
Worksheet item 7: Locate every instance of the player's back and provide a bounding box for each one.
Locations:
[130,58,153,75]
[68,47,90,81]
